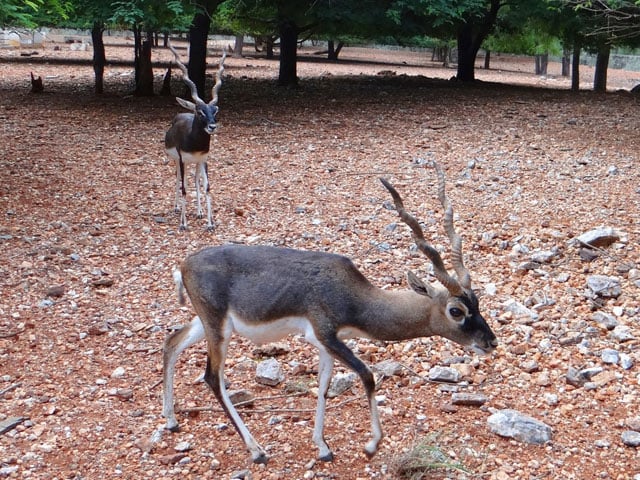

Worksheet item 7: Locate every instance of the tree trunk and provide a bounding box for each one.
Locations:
[534,53,548,75]
[265,37,274,59]
[278,19,298,87]
[456,24,479,81]
[455,0,501,82]
[593,44,610,92]
[327,40,344,61]
[484,50,490,69]
[160,65,172,96]
[134,39,154,96]
[188,10,212,99]
[91,21,106,94]
[234,34,244,57]
[571,42,580,91]
[133,24,142,86]
[561,48,570,77]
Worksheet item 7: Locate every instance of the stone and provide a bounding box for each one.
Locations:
[530,250,557,263]
[255,358,284,386]
[0,417,26,435]
[228,389,255,406]
[621,430,640,447]
[566,366,603,387]
[230,469,252,480]
[372,359,403,377]
[158,453,187,465]
[626,417,640,431]
[591,312,618,330]
[575,227,621,249]
[450,363,475,381]
[328,372,358,398]
[487,409,552,445]
[174,441,191,452]
[586,275,622,299]
[620,353,634,370]
[428,366,461,383]
[601,349,620,365]
[451,392,488,406]
[611,325,635,342]
[503,299,539,321]
[46,285,65,298]
[590,370,618,388]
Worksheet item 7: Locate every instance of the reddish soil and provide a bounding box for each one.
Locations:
[0,38,639,480]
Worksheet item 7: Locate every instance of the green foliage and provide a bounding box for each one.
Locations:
[108,0,191,32]
[486,22,563,55]
[1,0,71,27]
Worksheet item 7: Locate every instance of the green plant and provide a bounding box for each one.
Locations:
[390,435,471,480]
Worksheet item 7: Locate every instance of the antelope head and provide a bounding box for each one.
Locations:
[168,40,226,135]
[381,162,497,355]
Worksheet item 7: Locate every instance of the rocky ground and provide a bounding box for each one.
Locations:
[0,38,639,479]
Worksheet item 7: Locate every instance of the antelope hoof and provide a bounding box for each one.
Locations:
[206,224,215,232]
[165,422,180,433]
[252,452,269,465]
[179,224,187,231]
[318,451,334,462]
[364,440,379,459]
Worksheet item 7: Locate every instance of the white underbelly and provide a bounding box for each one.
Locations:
[225,312,369,349]
[228,313,316,346]
[166,147,208,164]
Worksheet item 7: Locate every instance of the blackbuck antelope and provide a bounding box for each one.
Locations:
[165,40,226,230]
[161,163,497,464]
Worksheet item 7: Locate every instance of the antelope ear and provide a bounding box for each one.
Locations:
[176,97,196,111]
[407,271,435,298]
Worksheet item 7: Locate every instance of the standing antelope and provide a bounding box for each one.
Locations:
[161,163,497,464]
[165,40,226,230]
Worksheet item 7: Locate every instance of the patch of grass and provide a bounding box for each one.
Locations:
[390,435,471,480]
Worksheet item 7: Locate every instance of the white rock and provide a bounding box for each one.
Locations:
[601,349,620,365]
[328,372,358,398]
[611,325,635,342]
[428,366,461,383]
[487,409,553,445]
[111,367,126,378]
[255,358,284,386]
[504,299,539,321]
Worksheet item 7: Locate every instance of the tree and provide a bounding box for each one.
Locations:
[557,0,640,91]
[387,0,507,82]
[565,0,640,41]
[1,0,71,28]
[187,1,220,100]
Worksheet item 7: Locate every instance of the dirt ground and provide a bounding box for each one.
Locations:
[0,37,639,480]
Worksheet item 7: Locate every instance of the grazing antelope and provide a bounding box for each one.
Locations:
[161,163,497,464]
[165,40,226,230]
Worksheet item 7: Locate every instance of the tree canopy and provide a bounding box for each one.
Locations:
[3,0,639,91]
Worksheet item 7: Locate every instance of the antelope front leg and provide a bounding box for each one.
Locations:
[199,162,214,231]
[178,158,188,230]
[194,163,204,219]
[174,167,181,213]
[325,336,383,458]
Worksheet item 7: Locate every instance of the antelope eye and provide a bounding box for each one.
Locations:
[449,307,465,319]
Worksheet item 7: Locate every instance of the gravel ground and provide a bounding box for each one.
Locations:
[0,37,639,480]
